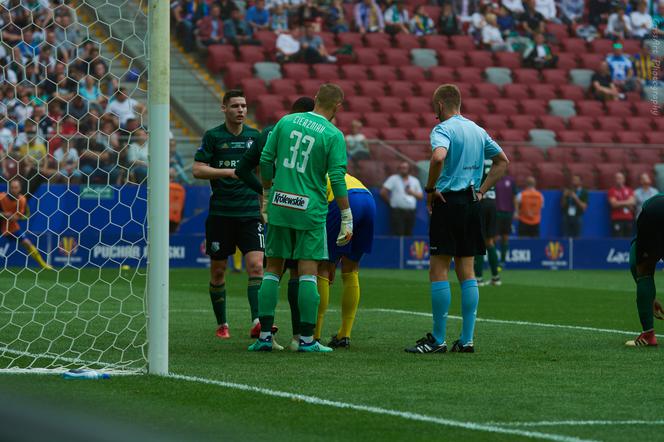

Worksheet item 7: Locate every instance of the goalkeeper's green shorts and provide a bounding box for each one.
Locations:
[265,224,328,261]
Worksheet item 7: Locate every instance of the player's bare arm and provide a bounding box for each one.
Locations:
[425,146,447,213]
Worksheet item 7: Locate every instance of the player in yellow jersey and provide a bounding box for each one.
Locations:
[315,173,376,349]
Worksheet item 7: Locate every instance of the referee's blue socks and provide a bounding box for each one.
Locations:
[431,281,451,345]
[460,279,479,345]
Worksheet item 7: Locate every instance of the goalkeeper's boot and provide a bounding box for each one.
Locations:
[625,329,657,347]
[216,324,230,339]
[491,276,502,286]
[450,339,475,353]
[248,335,273,352]
[404,333,447,354]
[298,339,333,353]
[328,335,350,349]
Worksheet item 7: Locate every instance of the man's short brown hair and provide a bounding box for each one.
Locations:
[432,84,461,110]
[315,83,344,110]
[223,89,245,105]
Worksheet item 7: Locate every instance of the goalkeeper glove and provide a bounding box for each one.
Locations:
[336,208,353,246]
[261,190,270,224]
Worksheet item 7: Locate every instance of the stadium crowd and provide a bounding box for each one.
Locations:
[0,1,191,198]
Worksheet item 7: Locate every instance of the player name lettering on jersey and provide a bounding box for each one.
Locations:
[272,191,310,210]
[292,116,325,134]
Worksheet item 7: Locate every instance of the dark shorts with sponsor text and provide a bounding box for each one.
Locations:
[633,195,664,265]
[480,198,497,240]
[205,215,264,261]
[429,189,485,257]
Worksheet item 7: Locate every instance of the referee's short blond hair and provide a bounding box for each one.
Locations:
[433,84,461,111]
[315,83,344,110]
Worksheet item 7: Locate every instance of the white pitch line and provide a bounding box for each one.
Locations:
[488,420,664,427]
[370,308,664,337]
[166,373,595,442]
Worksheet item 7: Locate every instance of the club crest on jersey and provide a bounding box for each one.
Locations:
[272,191,309,211]
[246,139,254,149]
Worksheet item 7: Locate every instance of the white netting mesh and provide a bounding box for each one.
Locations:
[0,0,150,373]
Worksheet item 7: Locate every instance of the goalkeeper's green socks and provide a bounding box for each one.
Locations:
[209,283,227,325]
[487,246,499,277]
[298,275,320,343]
[258,272,280,335]
[474,255,484,280]
[636,275,656,331]
[247,277,261,322]
[287,278,300,336]
[500,240,508,264]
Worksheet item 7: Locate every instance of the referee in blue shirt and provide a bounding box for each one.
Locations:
[406,84,509,354]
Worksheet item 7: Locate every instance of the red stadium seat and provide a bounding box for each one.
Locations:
[558,84,585,101]
[223,62,252,88]
[238,46,266,63]
[375,96,404,112]
[556,53,578,70]
[467,51,495,69]
[513,69,540,84]
[492,98,518,115]
[578,53,605,69]
[652,118,664,131]
[537,163,566,189]
[456,83,475,98]
[450,35,476,50]
[500,129,529,142]
[365,33,392,49]
[365,112,393,128]
[474,83,501,99]
[388,81,414,96]
[397,144,430,161]
[547,146,575,163]
[645,132,664,144]
[240,78,268,102]
[576,100,605,116]
[622,39,641,54]
[335,112,363,130]
[283,63,311,79]
[429,66,456,83]
[395,33,421,50]
[596,116,624,131]
[355,160,386,187]
[381,128,410,140]
[483,115,510,130]
[371,144,400,161]
[504,84,531,100]
[588,131,616,145]
[538,115,566,131]
[568,116,596,131]
[530,84,557,101]
[399,66,426,82]
[422,35,450,50]
[495,51,521,70]
[337,32,364,47]
[633,102,654,117]
[345,96,375,112]
[557,130,587,144]
[423,5,442,20]
[362,128,380,139]
[319,31,336,50]
[383,48,411,66]
[255,95,286,124]
[439,50,467,67]
[560,38,587,52]
[511,115,538,130]
[334,80,357,95]
[509,162,536,188]
[606,101,633,117]
[404,96,430,112]
[206,44,236,73]
[625,117,654,132]
[604,147,629,163]
[541,70,568,86]
[633,148,663,163]
[420,112,439,128]
[520,99,548,116]
[566,163,597,189]
[341,64,370,81]
[312,64,340,81]
[575,147,604,163]
[417,81,440,97]
[462,98,489,115]
[354,48,382,65]
[590,38,614,54]
[412,127,432,141]
[519,146,547,163]
[456,67,484,85]
[357,80,387,97]
[299,79,325,96]
[596,164,623,189]
[370,66,399,82]
[272,78,298,95]
[626,164,655,187]
[547,23,569,41]
[393,113,421,128]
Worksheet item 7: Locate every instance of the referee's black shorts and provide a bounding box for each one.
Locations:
[479,198,497,240]
[634,195,664,265]
[429,189,486,257]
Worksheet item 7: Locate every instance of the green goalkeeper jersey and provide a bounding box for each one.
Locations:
[260,111,348,230]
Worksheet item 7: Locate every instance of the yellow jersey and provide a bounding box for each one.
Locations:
[326,174,368,203]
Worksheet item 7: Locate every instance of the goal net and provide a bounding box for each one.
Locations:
[0,1,153,374]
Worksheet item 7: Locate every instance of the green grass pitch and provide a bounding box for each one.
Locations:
[0,268,663,441]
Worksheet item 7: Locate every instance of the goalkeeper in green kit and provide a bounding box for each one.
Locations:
[249,83,352,353]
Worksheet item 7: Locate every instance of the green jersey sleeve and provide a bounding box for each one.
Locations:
[236,126,270,195]
[260,121,280,183]
[194,132,213,163]
[327,131,348,199]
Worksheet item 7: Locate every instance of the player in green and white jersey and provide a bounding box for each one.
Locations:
[474,158,501,286]
[249,83,353,353]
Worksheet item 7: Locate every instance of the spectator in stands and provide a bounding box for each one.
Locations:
[630,1,653,38]
[296,0,323,28]
[482,13,511,51]
[606,42,640,93]
[105,87,145,129]
[53,138,80,182]
[589,0,612,26]
[270,4,289,33]
[469,3,488,41]
[592,61,621,101]
[218,0,239,21]
[381,161,423,236]
[523,32,558,68]
[632,41,657,86]
[354,0,385,34]
[496,5,516,35]
[169,168,186,234]
[79,75,101,105]
[560,0,584,25]
[53,12,81,59]
[345,119,371,161]
[502,0,525,14]
[410,5,436,35]
[654,1,664,36]
[170,133,191,184]
[384,0,410,35]
[520,0,546,36]
[16,122,46,163]
[171,0,204,52]
[276,27,301,62]
[635,173,659,218]
[300,23,336,63]
[606,6,633,39]
[127,128,148,183]
[561,175,588,238]
[439,3,460,36]
[67,94,90,121]
[327,0,350,33]
[535,0,557,21]
[515,176,544,238]
[224,8,260,46]
[246,0,271,32]
[196,4,225,47]
[608,172,635,237]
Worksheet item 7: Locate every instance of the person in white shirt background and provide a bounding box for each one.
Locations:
[630,1,653,39]
[380,161,424,236]
[606,6,633,39]
[482,13,511,51]
[635,173,659,218]
[127,128,148,183]
[275,26,301,62]
[345,119,371,161]
[105,87,145,129]
[535,0,557,21]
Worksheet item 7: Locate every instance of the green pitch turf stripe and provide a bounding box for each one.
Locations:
[488,420,664,427]
[166,373,595,442]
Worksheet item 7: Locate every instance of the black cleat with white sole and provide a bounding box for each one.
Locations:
[328,335,350,349]
[405,333,447,354]
[450,339,475,353]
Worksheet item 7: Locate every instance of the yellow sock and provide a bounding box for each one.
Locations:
[338,272,360,339]
[233,248,242,271]
[26,244,49,269]
[314,276,330,340]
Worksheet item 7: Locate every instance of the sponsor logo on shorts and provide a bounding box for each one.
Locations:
[272,191,309,211]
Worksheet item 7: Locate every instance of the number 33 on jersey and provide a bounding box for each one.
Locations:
[259,112,348,231]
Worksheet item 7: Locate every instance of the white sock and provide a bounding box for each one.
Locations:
[253,318,259,325]
[259,331,271,340]
[300,335,313,344]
